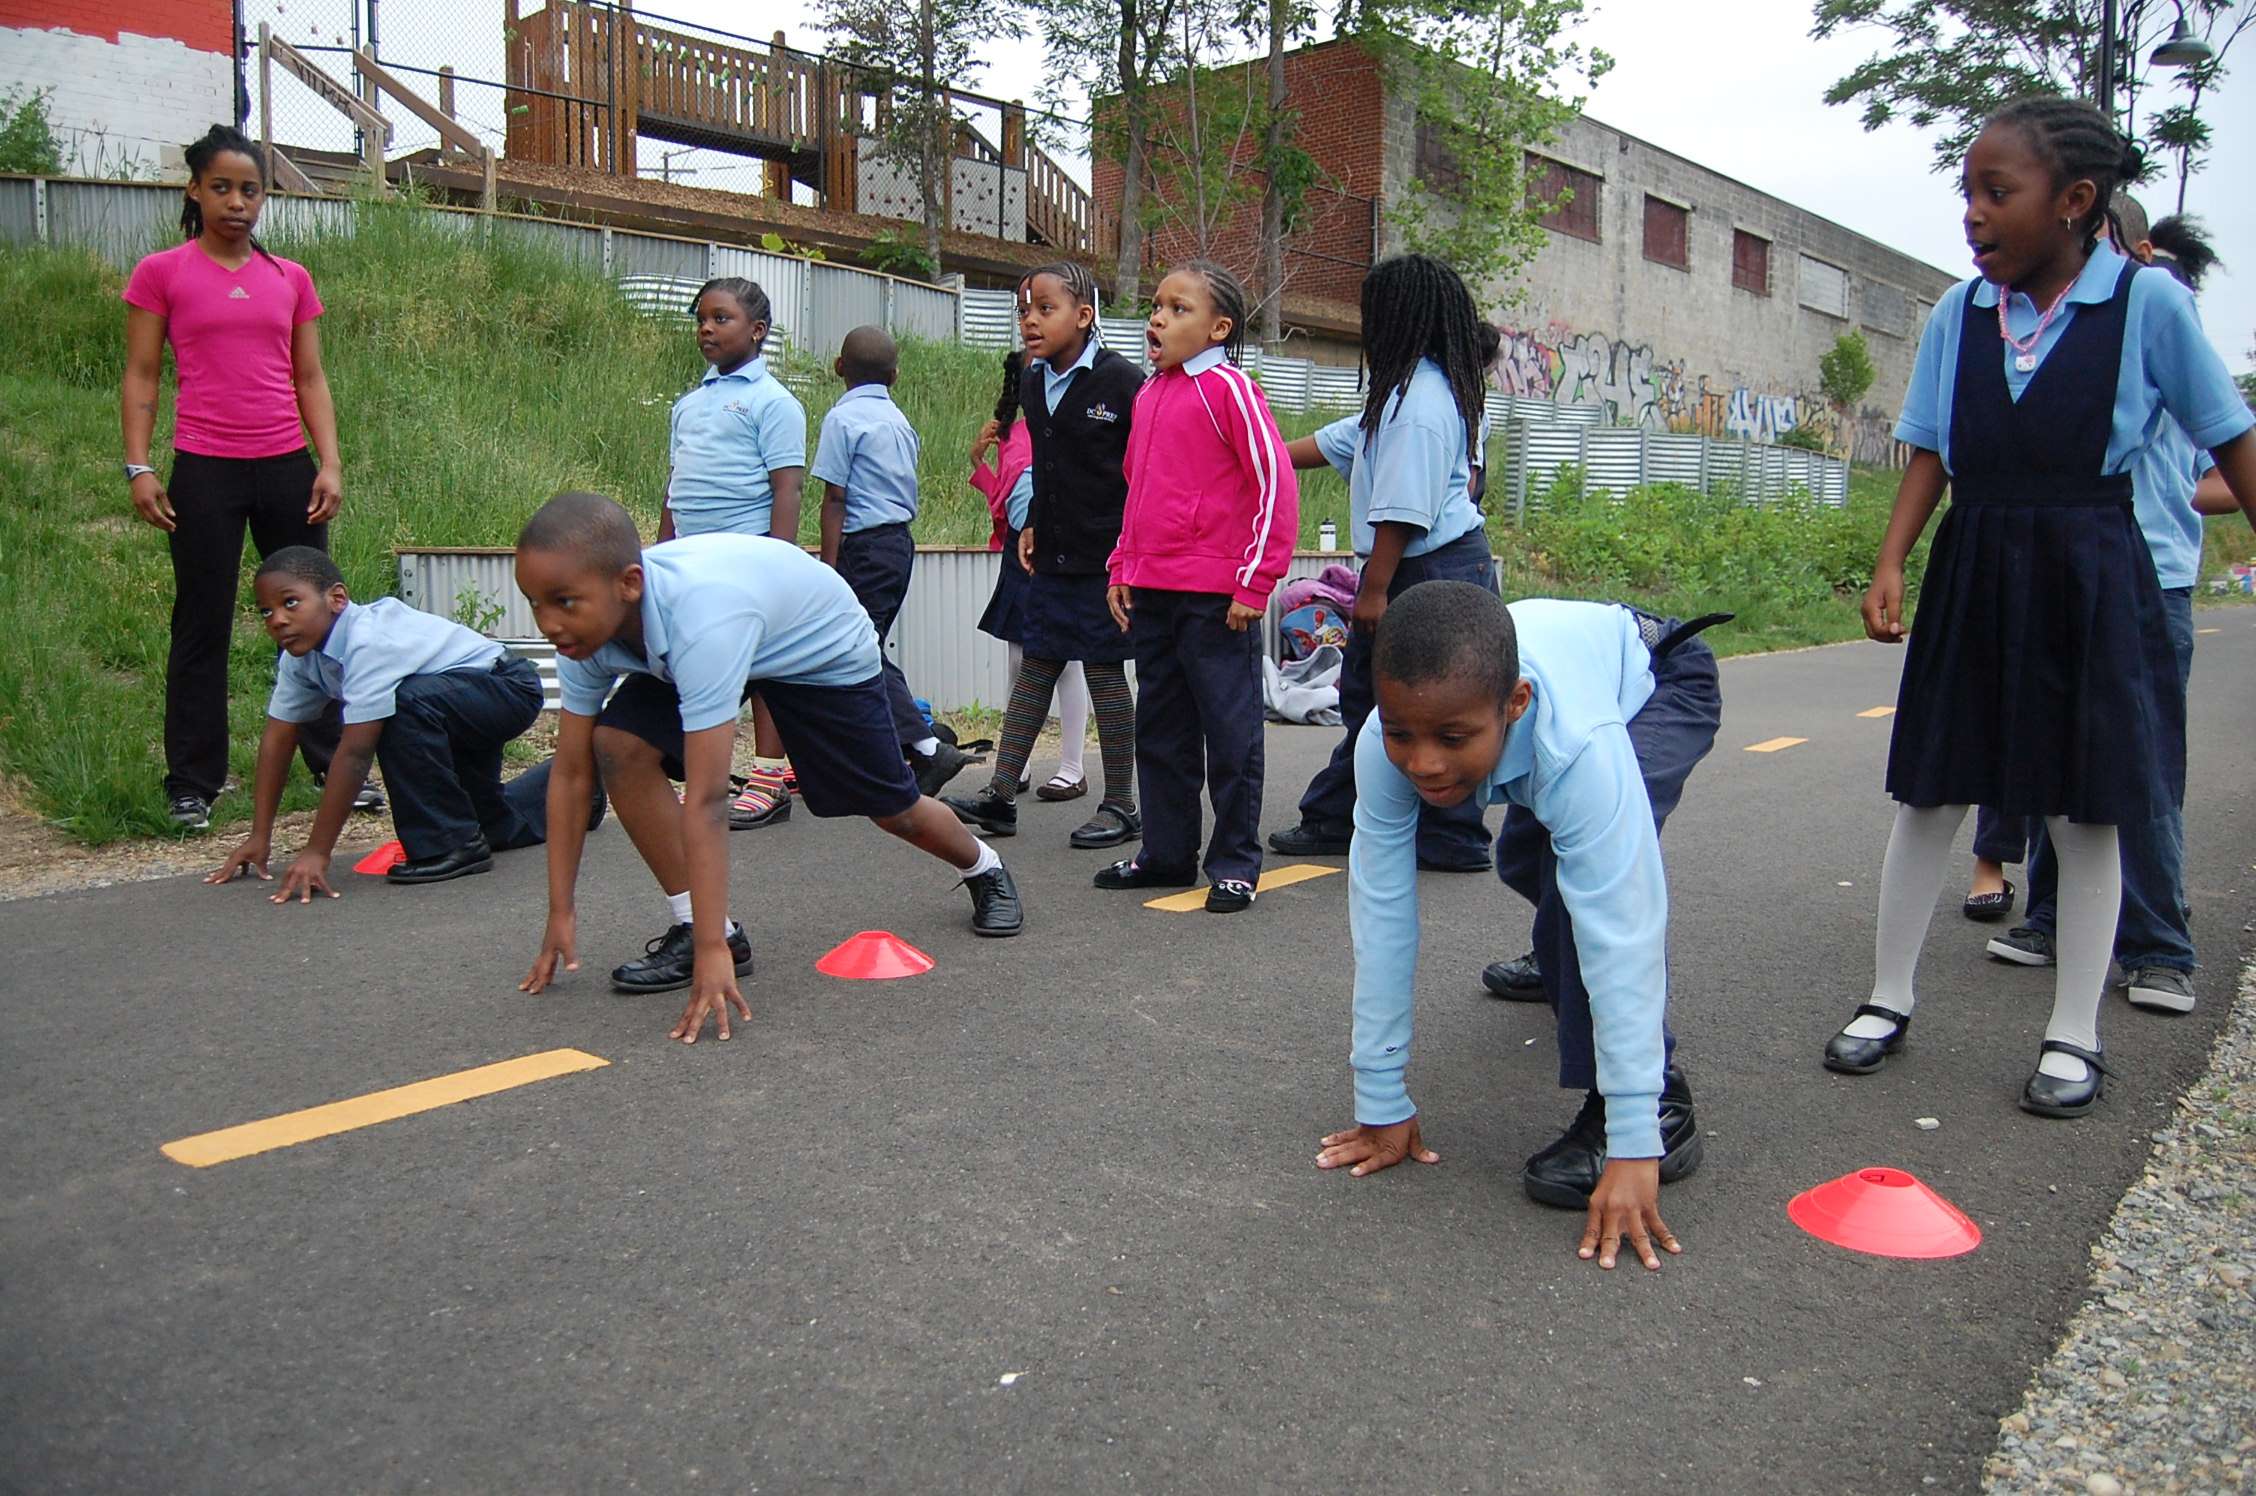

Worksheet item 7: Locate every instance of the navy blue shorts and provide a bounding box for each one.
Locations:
[597,672,921,820]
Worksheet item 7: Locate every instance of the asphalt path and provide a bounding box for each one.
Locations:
[5,606,2255,1494]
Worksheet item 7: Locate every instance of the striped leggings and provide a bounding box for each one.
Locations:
[986,657,1135,810]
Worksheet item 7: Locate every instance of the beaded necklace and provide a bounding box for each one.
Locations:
[1997,277,2077,374]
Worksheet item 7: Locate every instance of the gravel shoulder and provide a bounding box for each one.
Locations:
[1983,953,2256,1496]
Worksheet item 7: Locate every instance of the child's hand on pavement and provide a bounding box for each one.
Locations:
[520,911,580,994]
[670,952,751,1044]
[1579,1157,1681,1270]
[206,839,273,885]
[271,849,337,904]
[1316,1117,1439,1176]
[1225,601,1262,632]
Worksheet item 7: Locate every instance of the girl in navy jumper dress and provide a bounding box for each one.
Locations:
[1097,261,1297,911]
[1823,98,2256,1118]
[946,263,1143,850]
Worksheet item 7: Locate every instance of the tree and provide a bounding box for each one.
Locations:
[1820,330,1877,411]
[820,0,1015,271]
[1251,0,1322,344]
[1035,0,1183,306]
[1353,0,1608,301]
[1811,0,2253,200]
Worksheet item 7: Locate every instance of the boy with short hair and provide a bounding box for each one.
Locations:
[208,545,576,900]
[514,493,1021,1046]
[1317,581,1722,1272]
[811,325,973,798]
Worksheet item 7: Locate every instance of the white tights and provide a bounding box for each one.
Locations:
[1006,644,1089,782]
[1848,803,2120,1080]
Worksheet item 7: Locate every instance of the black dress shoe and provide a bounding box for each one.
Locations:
[1480,951,1545,1002]
[966,864,1023,937]
[911,739,981,799]
[1093,858,1198,890]
[1268,818,1353,857]
[1823,1003,1911,1074]
[1069,802,1140,849]
[943,787,1017,837]
[1418,852,1492,873]
[386,834,495,884]
[610,921,754,994]
[1521,1067,1703,1209]
[2018,1039,2114,1118]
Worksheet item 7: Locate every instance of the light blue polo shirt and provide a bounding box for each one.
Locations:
[2132,419,2218,591]
[1894,244,2253,476]
[1349,599,1669,1159]
[809,384,922,532]
[1006,467,1034,530]
[667,357,808,537]
[1041,337,1100,413]
[268,597,505,725]
[556,535,880,732]
[1310,359,1483,557]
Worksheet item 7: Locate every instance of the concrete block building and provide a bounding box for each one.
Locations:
[1102,37,1959,461]
[0,0,237,178]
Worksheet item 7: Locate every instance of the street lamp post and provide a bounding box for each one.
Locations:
[2099,0,2118,122]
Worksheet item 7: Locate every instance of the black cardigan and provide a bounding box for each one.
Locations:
[1021,346,1142,576]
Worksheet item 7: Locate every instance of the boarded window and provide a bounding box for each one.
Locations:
[1798,254,1849,318]
[1416,120,1464,197]
[1526,153,1601,242]
[1643,196,1689,268]
[1732,229,1770,295]
[1860,279,1910,338]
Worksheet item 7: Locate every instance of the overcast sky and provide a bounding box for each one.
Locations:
[688,0,2254,373]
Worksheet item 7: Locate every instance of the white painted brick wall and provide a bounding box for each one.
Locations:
[1,26,233,178]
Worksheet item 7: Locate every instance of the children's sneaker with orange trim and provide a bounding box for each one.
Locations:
[729,769,792,829]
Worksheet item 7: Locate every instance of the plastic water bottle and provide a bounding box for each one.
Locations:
[1318,520,1337,550]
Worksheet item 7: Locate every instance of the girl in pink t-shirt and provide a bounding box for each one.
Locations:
[123,125,349,830]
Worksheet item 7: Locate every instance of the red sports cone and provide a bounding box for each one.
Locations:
[1789,1167,1981,1259]
[353,841,406,875]
[816,930,935,980]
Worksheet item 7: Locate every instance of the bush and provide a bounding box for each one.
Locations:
[0,87,63,176]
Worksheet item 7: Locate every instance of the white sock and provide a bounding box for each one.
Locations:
[1056,662,1090,781]
[2040,816,2120,1080]
[911,735,941,756]
[960,841,1002,881]
[664,890,738,936]
[1845,803,1968,1038]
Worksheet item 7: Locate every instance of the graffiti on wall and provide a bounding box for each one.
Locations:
[1494,322,1866,450]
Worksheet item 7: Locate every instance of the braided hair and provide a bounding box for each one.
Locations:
[1020,260,1100,358]
[2146,215,2219,291]
[992,348,1025,432]
[1172,258,1250,362]
[1985,97,2145,254]
[1357,253,1488,463]
[180,125,285,276]
[689,276,772,353]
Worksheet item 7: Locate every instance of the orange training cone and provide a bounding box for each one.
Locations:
[1789,1167,1981,1259]
[353,841,407,875]
[816,930,935,980]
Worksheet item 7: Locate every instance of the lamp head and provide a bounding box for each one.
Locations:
[2151,19,2215,69]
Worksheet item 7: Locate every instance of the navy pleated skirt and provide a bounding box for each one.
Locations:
[1886,497,2183,824]
[1021,570,1135,663]
[977,529,1029,644]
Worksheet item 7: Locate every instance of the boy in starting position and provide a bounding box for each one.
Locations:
[1317,581,1722,1271]
[209,546,582,900]
[514,493,1022,1044]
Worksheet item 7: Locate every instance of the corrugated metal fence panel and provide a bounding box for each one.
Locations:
[1308,364,1364,410]
[960,287,1017,348]
[1643,432,1708,489]
[891,278,958,344]
[45,179,171,264]
[396,550,539,639]
[500,638,565,711]
[0,177,33,245]
[262,194,359,243]
[707,246,811,349]
[808,262,887,354]
[887,549,1015,713]
[1580,428,1646,496]
[1095,317,1151,370]
[1509,421,1593,515]
[611,231,707,284]
[490,215,603,269]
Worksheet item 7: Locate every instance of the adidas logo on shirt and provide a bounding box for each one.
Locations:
[229,286,249,299]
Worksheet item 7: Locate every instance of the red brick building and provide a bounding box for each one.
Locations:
[0,0,238,176]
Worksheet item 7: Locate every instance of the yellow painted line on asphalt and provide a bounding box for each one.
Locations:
[1145,863,1342,912]
[1744,737,1809,753]
[1857,707,1896,718]
[2198,627,2220,634]
[161,1049,610,1167]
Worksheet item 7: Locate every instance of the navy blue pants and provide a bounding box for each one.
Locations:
[1131,588,1265,883]
[1495,626,1722,1092]
[378,657,547,859]
[2021,585,2197,972]
[837,522,925,748]
[1972,805,2034,866]
[1297,530,1497,867]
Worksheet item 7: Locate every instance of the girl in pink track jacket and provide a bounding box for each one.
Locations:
[1099,261,1299,912]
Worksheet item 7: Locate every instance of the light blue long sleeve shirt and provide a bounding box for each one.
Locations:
[1349,599,1670,1158]
[268,597,504,725]
[1309,360,1483,557]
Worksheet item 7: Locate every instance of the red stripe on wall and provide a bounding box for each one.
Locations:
[0,0,233,55]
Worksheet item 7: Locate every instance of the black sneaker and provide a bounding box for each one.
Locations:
[1205,878,1257,913]
[965,864,1023,936]
[312,772,386,814]
[167,794,212,831]
[1092,858,1198,890]
[911,739,981,799]
[610,921,754,994]
[1069,801,1141,849]
[1986,926,2056,966]
[943,787,1018,837]
[1268,818,1353,857]
[1481,951,1545,1002]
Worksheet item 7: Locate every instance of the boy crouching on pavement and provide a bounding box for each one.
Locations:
[209,546,588,900]
[512,493,1022,1045]
[1317,581,1722,1270]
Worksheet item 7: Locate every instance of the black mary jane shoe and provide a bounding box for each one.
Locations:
[1961,882,2015,922]
[1092,858,1198,891]
[1521,1067,1702,1210]
[2018,1039,2114,1119]
[1069,802,1141,850]
[1823,1003,1911,1075]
